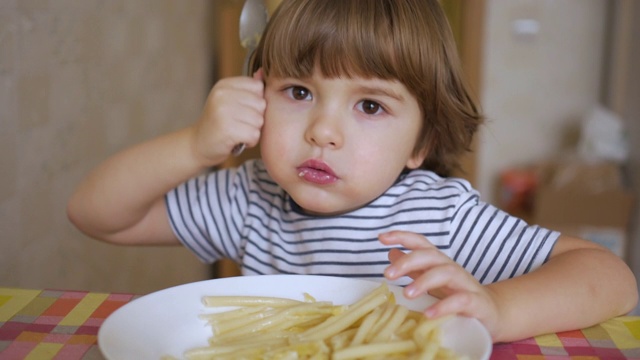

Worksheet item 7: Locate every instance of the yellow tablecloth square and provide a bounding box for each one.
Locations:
[0,288,41,321]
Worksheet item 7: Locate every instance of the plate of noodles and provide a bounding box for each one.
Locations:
[98,275,491,360]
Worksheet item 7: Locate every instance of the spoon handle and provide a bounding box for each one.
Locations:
[231,52,253,157]
[231,143,246,156]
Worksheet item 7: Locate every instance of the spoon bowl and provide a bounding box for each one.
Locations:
[239,0,268,76]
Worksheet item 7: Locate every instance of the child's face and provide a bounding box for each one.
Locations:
[260,70,426,216]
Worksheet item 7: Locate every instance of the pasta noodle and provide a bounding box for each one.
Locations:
[183,283,466,360]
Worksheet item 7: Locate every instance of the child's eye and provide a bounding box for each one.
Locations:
[357,100,385,115]
[286,86,312,101]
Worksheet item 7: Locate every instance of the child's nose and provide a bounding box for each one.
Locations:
[305,110,343,149]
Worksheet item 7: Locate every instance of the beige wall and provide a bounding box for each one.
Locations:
[606,0,640,310]
[0,1,214,293]
[477,0,640,311]
[476,0,608,201]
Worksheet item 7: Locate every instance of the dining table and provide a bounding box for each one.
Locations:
[1,286,639,360]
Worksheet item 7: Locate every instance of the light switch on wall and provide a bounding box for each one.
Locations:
[511,18,540,42]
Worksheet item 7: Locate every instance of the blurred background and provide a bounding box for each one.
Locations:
[0,0,638,313]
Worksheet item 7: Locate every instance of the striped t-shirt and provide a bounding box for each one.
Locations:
[165,160,558,286]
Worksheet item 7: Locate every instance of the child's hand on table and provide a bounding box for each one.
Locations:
[380,230,501,339]
[191,69,265,166]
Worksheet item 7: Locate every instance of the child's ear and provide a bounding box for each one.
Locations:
[405,148,428,170]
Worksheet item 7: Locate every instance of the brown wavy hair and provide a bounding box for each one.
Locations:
[251,0,482,177]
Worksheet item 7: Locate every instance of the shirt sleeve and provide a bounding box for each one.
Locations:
[164,163,252,264]
[448,190,560,284]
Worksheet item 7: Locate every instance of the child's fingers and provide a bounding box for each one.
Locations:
[424,291,475,319]
[217,76,265,126]
[213,75,263,95]
[384,247,448,280]
[378,230,434,249]
[194,76,266,161]
[424,291,500,342]
[406,262,479,299]
[386,249,423,280]
[405,263,462,298]
[387,248,404,263]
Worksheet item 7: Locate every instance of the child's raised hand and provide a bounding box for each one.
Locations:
[191,69,266,166]
[379,230,502,339]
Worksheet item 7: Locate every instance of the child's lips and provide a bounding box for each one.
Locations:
[297,159,338,185]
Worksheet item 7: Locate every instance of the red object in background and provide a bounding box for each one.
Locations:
[499,167,538,215]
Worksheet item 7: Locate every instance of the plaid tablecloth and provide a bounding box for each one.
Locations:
[0,288,135,359]
[492,318,640,359]
[1,287,639,359]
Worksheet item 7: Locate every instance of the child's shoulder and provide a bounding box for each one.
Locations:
[375,169,479,210]
[397,169,475,194]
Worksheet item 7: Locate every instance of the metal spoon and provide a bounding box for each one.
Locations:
[232,0,269,156]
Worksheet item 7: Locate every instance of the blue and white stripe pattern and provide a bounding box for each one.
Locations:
[165,160,558,285]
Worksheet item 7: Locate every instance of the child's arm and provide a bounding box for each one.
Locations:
[67,73,265,245]
[380,231,638,343]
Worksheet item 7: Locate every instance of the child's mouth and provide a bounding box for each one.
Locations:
[297,160,338,185]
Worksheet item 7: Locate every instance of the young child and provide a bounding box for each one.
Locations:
[68,0,637,343]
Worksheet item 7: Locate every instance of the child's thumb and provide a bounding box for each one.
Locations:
[253,68,264,82]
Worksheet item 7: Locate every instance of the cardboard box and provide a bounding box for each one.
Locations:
[533,161,634,257]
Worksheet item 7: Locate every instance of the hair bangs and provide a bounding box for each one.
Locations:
[255,0,408,81]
